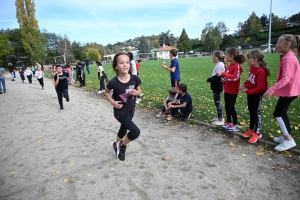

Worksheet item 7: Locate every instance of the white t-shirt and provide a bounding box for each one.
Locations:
[130,60,137,75]
[35,71,44,79]
[25,69,33,76]
[212,62,225,76]
[98,66,104,73]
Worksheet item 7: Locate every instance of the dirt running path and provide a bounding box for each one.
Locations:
[0,74,299,200]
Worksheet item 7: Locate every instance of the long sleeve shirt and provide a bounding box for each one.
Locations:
[266,50,300,97]
[244,66,268,95]
[221,62,243,94]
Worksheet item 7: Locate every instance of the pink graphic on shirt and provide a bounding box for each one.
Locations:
[119,85,135,102]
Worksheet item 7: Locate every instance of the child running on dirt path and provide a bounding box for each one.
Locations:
[35,66,45,90]
[105,52,142,161]
[54,65,74,110]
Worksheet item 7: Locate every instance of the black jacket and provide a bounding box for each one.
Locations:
[207,75,223,93]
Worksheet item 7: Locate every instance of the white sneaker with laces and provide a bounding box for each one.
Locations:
[98,90,104,94]
[273,136,284,143]
[136,98,142,104]
[166,115,172,121]
[212,120,225,126]
[274,138,296,151]
[156,112,164,118]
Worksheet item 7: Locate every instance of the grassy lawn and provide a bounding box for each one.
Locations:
[71,53,300,149]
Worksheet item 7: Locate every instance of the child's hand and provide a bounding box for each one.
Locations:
[128,89,139,96]
[263,92,271,98]
[217,72,222,77]
[113,101,123,109]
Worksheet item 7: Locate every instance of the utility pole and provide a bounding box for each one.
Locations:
[267,0,272,52]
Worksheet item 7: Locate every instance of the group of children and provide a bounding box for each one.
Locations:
[202,34,300,152]
[18,63,45,90]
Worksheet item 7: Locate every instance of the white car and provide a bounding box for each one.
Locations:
[194,52,202,57]
[260,43,273,47]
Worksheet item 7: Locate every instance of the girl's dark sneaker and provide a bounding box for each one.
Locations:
[110,141,117,157]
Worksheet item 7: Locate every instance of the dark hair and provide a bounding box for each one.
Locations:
[226,47,246,64]
[112,52,131,75]
[96,60,102,66]
[178,83,187,92]
[247,50,271,76]
[138,59,142,63]
[127,52,133,61]
[170,49,178,57]
[56,64,62,68]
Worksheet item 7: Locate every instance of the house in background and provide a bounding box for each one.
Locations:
[154,44,178,59]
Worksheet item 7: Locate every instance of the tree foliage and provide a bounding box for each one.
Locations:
[0,34,14,65]
[158,30,176,46]
[201,23,222,52]
[176,28,192,54]
[15,0,43,63]
[221,34,236,49]
[137,36,150,53]
[244,12,262,34]
[81,47,101,61]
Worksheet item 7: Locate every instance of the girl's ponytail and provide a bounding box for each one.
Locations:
[259,60,271,77]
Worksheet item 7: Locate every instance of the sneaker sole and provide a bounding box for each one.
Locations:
[274,144,296,152]
[248,135,262,143]
[241,134,252,138]
[110,141,117,157]
[228,129,239,132]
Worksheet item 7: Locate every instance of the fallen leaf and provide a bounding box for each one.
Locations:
[276,130,281,134]
[163,156,171,161]
[87,174,92,176]
[45,194,50,197]
[162,140,165,143]
[238,146,242,148]
[10,171,15,175]
[229,141,234,147]
[110,167,114,171]
[268,158,272,161]
[63,179,69,183]
[241,154,247,157]
[256,152,264,157]
[125,162,129,165]
[231,148,235,151]
[83,152,87,155]
[52,171,60,175]
[295,127,299,130]
[231,192,235,196]
[37,140,41,144]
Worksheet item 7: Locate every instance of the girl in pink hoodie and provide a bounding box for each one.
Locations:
[263,34,300,151]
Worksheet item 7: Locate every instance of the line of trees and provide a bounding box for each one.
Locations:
[0,1,299,66]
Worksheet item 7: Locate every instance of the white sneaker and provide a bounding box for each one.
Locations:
[273,136,284,143]
[156,112,165,118]
[166,115,172,121]
[98,90,104,94]
[274,138,296,151]
[211,118,225,125]
[136,98,142,104]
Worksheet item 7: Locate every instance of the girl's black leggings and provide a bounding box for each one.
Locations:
[37,78,44,87]
[115,114,140,141]
[56,89,69,108]
[247,94,263,133]
[224,92,238,124]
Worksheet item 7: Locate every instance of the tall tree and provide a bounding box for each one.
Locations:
[244,12,262,34]
[158,30,176,46]
[216,21,229,38]
[0,34,14,65]
[221,34,236,49]
[15,0,43,63]
[176,28,192,54]
[260,14,268,27]
[271,13,287,29]
[201,23,222,52]
[137,36,150,58]
[81,47,101,61]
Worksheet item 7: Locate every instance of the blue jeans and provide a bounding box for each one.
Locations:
[10,72,15,79]
[86,65,90,74]
[0,77,6,92]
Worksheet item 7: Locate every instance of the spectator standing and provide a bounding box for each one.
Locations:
[85,57,90,74]
[0,64,6,94]
[162,49,180,87]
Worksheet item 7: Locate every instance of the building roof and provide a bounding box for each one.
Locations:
[155,45,178,52]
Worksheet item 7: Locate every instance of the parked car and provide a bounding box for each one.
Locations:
[194,52,202,57]
[260,43,273,47]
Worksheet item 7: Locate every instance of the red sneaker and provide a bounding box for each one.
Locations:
[248,133,262,143]
[242,129,254,138]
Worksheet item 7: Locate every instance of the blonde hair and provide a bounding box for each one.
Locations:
[213,50,227,67]
[247,50,270,76]
[168,87,177,96]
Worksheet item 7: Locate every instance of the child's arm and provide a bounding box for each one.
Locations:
[245,71,266,95]
[169,102,187,109]
[105,88,123,109]
[219,66,241,81]
[54,75,59,86]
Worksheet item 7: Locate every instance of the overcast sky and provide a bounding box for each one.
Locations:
[0,0,298,45]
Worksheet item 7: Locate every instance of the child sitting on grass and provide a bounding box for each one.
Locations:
[156,87,178,117]
[166,83,193,121]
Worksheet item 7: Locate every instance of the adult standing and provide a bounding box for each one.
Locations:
[77,61,86,88]
[263,34,300,151]
[85,57,90,74]
[162,49,180,87]
[8,63,15,81]
[0,64,6,94]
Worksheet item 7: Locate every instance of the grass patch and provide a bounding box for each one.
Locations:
[57,54,300,149]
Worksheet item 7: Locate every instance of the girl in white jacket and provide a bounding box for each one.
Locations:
[35,66,44,89]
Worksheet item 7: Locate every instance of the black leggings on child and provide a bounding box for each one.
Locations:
[37,77,44,88]
[224,92,238,124]
[56,89,69,108]
[115,114,140,141]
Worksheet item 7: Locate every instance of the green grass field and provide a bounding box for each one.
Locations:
[74,54,300,149]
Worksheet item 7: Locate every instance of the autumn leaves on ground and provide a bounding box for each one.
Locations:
[0,72,299,200]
